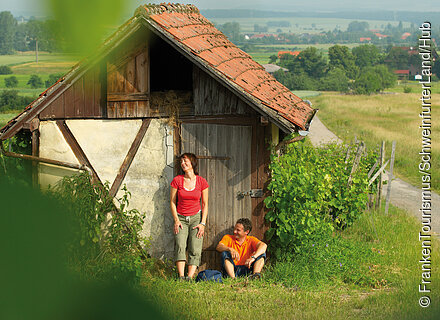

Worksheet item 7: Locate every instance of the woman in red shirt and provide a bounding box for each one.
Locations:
[170,153,209,280]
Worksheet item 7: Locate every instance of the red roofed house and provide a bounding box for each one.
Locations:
[360,37,371,42]
[0,3,315,267]
[278,50,301,59]
[394,69,410,80]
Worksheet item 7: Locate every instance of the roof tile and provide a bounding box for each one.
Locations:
[142,3,314,130]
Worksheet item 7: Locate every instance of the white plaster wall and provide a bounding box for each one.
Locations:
[38,119,174,259]
[38,121,81,188]
[114,119,174,259]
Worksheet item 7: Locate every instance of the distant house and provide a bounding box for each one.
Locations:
[393,46,439,79]
[374,33,389,40]
[250,34,277,39]
[394,69,410,80]
[360,37,371,43]
[0,3,316,268]
[278,50,300,59]
[262,64,288,74]
[401,32,411,40]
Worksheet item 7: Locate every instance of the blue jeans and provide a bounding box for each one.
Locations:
[221,251,266,277]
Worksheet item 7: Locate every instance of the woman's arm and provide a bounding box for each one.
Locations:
[170,187,182,234]
[194,187,209,238]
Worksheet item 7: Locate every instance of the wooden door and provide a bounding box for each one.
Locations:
[181,123,252,269]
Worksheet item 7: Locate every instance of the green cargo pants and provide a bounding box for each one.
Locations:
[174,212,203,266]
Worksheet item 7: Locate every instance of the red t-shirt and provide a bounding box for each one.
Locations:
[170,175,209,216]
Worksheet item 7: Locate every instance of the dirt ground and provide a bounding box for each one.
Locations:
[309,116,439,237]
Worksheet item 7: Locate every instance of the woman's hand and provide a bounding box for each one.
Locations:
[193,224,205,238]
[174,221,183,234]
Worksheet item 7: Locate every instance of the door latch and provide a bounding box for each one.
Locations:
[237,189,263,199]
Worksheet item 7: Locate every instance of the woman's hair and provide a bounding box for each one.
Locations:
[179,153,199,175]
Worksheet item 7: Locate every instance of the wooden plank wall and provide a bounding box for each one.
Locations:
[193,66,253,116]
[40,65,103,120]
[107,46,150,118]
[181,123,252,269]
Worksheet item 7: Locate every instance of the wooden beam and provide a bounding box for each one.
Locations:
[109,119,151,197]
[56,120,101,184]
[347,142,365,187]
[368,160,390,186]
[385,141,396,215]
[107,93,149,101]
[376,141,385,210]
[31,128,40,188]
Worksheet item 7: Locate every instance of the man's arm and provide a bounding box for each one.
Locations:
[216,242,240,260]
[244,241,267,268]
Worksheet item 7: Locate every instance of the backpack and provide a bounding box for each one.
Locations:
[195,269,223,283]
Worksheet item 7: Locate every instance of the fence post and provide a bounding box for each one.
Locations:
[376,141,385,210]
[385,141,396,215]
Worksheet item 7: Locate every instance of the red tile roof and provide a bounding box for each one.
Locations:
[394,70,409,74]
[278,50,300,58]
[140,4,314,130]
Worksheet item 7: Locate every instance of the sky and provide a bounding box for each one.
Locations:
[1,0,439,17]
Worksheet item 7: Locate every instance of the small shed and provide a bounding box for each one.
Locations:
[0,3,316,267]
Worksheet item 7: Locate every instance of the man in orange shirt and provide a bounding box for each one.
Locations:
[216,218,267,279]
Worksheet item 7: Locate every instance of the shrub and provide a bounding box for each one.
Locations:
[27,74,43,88]
[403,86,412,93]
[0,65,12,75]
[0,90,34,111]
[50,172,148,283]
[45,73,63,88]
[4,75,18,88]
[264,141,376,258]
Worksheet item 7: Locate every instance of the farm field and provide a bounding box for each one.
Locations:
[210,16,411,34]
[309,87,439,192]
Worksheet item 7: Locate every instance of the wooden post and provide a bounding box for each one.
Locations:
[376,141,385,210]
[348,141,364,187]
[385,141,396,215]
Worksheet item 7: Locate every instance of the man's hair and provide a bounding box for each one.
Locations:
[236,218,252,233]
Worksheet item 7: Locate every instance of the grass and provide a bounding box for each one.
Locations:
[0,110,22,128]
[139,204,439,320]
[309,88,440,192]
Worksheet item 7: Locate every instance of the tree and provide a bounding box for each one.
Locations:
[0,90,34,110]
[352,44,381,69]
[297,47,327,79]
[354,70,381,94]
[27,74,43,88]
[4,76,18,88]
[218,22,241,43]
[0,65,12,74]
[268,54,277,64]
[45,73,63,88]
[328,45,358,79]
[0,11,17,54]
[347,21,369,32]
[370,65,396,89]
[384,47,409,70]
[354,65,396,94]
[319,68,350,92]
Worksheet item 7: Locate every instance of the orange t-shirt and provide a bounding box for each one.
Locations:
[219,234,261,265]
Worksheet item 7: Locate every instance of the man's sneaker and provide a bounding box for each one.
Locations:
[249,273,261,280]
